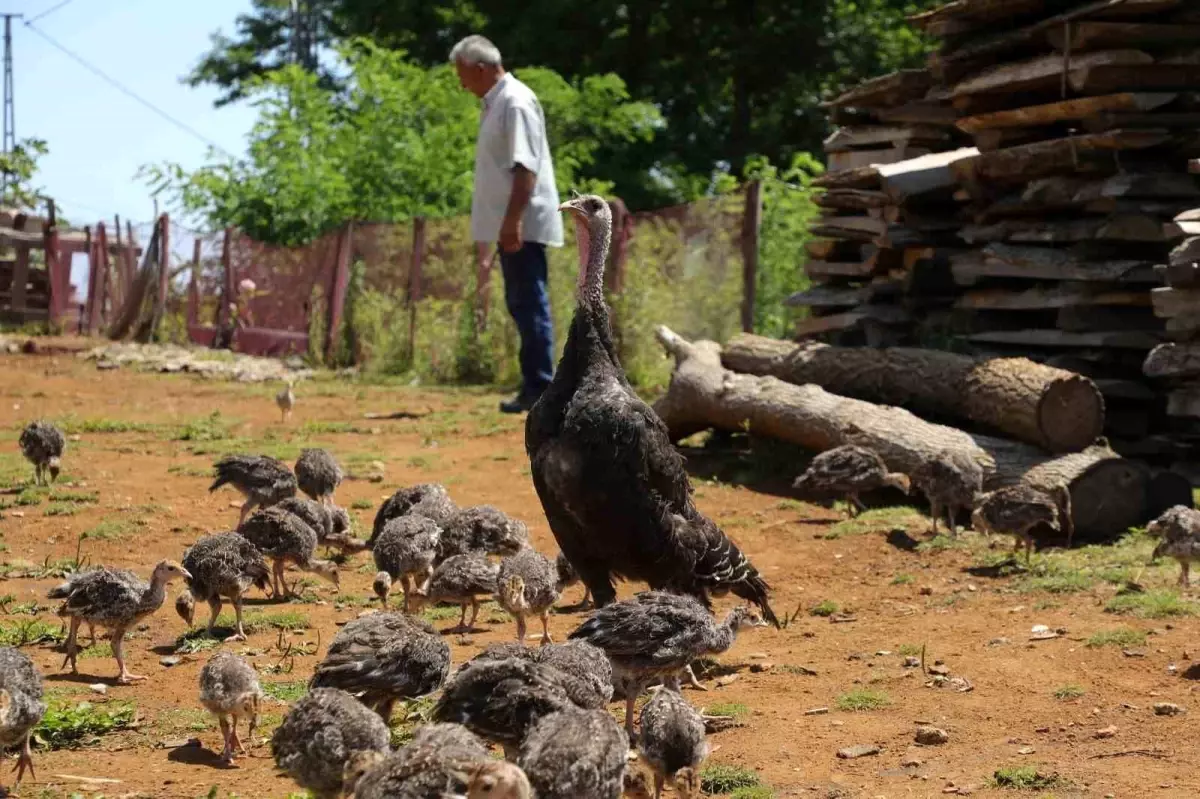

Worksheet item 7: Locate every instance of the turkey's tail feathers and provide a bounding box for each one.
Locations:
[731,574,779,629]
[209,455,258,493]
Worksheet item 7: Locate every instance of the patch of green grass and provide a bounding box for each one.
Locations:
[0,618,65,646]
[388,695,438,747]
[730,789,774,799]
[80,641,113,659]
[49,490,99,504]
[174,411,235,442]
[1086,627,1147,648]
[891,573,914,585]
[700,765,764,795]
[174,633,221,654]
[300,421,370,435]
[992,766,1065,790]
[58,416,159,435]
[705,702,749,720]
[167,464,212,478]
[897,643,922,657]
[917,533,969,553]
[1052,684,1085,701]
[1105,590,1199,619]
[809,600,839,617]
[827,506,926,539]
[835,688,890,712]
[422,603,468,623]
[775,499,802,511]
[43,503,79,517]
[82,518,134,541]
[351,498,373,510]
[34,699,137,749]
[157,707,215,733]
[1018,566,1096,595]
[263,681,309,703]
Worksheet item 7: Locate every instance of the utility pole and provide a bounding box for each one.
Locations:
[0,13,21,202]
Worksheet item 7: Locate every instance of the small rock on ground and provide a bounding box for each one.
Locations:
[837,744,880,759]
[915,726,949,745]
[1154,702,1185,716]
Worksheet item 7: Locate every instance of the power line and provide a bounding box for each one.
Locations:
[27,0,76,25]
[22,21,234,157]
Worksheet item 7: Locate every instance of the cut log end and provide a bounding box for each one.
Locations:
[1037,375,1107,454]
[1069,459,1149,542]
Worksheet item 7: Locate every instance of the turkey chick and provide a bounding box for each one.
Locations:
[1148,504,1200,587]
[276,378,295,423]
[239,506,339,599]
[638,688,708,798]
[210,454,298,526]
[50,560,191,683]
[0,646,46,789]
[438,505,529,562]
[369,483,458,547]
[271,687,390,799]
[518,707,629,799]
[371,515,442,612]
[294,447,343,505]
[19,419,65,486]
[497,548,561,645]
[460,639,614,708]
[309,611,450,723]
[278,496,365,556]
[199,650,263,764]
[409,552,499,634]
[791,444,910,517]
[568,591,768,737]
[345,722,490,799]
[181,531,273,641]
[972,483,1072,564]
[912,448,984,538]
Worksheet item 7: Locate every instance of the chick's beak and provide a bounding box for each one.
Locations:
[180,568,193,580]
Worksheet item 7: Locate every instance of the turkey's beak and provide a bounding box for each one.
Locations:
[180,568,193,581]
[559,198,585,221]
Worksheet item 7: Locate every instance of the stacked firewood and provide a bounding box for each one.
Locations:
[797,0,1200,466]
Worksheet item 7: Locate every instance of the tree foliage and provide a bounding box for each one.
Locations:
[147,39,659,245]
[185,0,938,208]
[0,138,49,212]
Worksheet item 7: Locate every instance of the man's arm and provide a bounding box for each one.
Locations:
[499,164,535,253]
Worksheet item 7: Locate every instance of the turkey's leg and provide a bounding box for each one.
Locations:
[946,507,958,539]
[467,597,481,630]
[929,501,940,537]
[227,597,248,642]
[238,499,257,528]
[515,613,527,644]
[682,663,707,691]
[218,716,234,763]
[539,610,552,645]
[62,616,80,673]
[113,629,145,683]
[207,597,223,637]
[624,692,637,739]
[401,574,412,613]
[1181,561,1191,588]
[13,731,35,784]
[653,773,664,799]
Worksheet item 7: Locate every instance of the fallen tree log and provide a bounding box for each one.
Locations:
[720,333,1104,454]
[651,326,1168,542]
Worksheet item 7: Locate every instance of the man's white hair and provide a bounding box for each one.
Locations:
[449,35,502,67]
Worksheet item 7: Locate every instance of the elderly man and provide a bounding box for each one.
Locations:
[451,34,563,414]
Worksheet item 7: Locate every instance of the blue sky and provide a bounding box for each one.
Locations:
[12,0,259,293]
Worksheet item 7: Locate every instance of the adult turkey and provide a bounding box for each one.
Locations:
[525,194,778,626]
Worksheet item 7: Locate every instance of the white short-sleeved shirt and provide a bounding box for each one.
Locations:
[470,72,564,247]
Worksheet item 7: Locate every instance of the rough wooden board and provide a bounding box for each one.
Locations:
[950,50,1154,98]
[951,244,1157,284]
[823,125,951,152]
[794,305,910,337]
[1070,64,1200,93]
[955,93,1176,132]
[956,285,1150,310]
[950,129,1173,185]
[1047,22,1200,52]
[873,147,980,200]
[962,214,1184,244]
[813,165,883,190]
[1167,389,1200,418]
[1170,236,1200,265]
[966,329,1161,349]
[1155,262,1200,287]
[1081,110,1200,132]
[784,285,871,308]
[813,189,893,211]
[1144,342,1200,378]
[822,69,933,110]
[1089,0,1183,18]
[827,146,931,172]
[1151,287,1200,318]
[804,260,877,279]
[909,0,1046,37]
[875,101,963,126]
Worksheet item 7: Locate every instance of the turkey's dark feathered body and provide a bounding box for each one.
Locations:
[527,304,776,624]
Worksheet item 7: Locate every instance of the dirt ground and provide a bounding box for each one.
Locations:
[1,346,1198,799]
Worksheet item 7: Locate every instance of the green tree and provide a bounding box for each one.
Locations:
[186,0,938,208]
[146,39,659,245]
[0,137,49,211]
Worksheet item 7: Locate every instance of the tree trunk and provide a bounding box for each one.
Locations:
[721,333,1105,454]
[652,326,1153,541]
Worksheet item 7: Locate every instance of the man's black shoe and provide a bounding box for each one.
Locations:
[499,390,543,414]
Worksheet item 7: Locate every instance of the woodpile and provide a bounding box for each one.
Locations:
[795,0,1200,474]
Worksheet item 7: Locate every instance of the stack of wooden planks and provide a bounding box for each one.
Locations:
[796,68,977,342]
[800,0,1200,466]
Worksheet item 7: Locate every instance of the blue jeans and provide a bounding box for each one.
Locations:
[500,241,555,396]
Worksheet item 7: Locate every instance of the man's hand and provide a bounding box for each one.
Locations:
[499,214,522,254]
